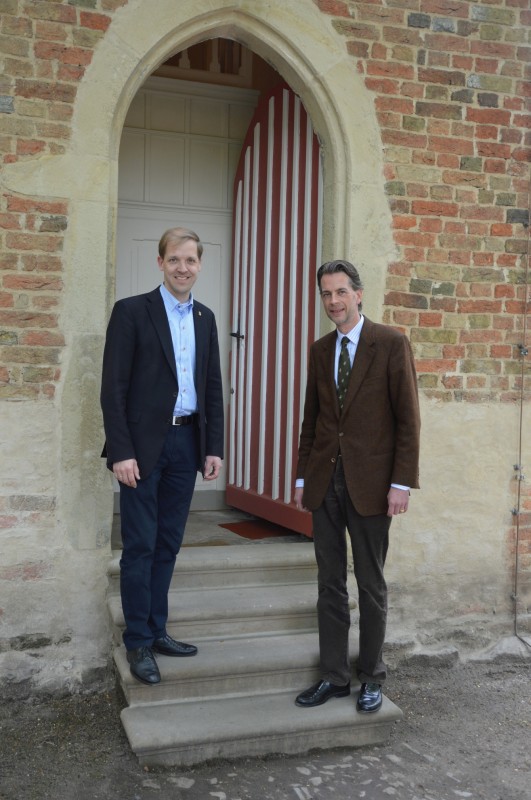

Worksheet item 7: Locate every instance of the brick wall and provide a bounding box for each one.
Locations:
[317,0,530,404]
[0,0,122,400]
[1,0,529,404]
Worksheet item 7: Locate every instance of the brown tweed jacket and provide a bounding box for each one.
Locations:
[296,317,420,516]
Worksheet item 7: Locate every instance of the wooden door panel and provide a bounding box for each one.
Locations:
[227,85,321,536]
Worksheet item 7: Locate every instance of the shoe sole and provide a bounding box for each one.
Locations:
[152,649,198,657]
[295,689,350,707]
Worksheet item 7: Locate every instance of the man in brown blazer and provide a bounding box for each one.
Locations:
[294,260,420,713]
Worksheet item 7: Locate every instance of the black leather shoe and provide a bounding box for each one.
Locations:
[295,679,350,707]
[356,682,382,713]
[152,634,198,657]
[126,646,161,685]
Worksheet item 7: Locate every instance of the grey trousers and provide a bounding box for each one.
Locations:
[312,458,391,686]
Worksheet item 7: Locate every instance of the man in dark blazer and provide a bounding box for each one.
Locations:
[294,260,420,713]
[101,227,223,685]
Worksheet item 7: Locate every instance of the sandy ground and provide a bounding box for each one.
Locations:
[1,653,530,800]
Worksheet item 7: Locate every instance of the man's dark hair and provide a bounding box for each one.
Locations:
[317,260,364,292]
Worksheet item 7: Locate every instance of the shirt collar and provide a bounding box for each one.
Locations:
[336,315,364,345]
[160,283,194,312]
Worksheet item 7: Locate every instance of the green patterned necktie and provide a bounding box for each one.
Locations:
[337,336,351,409]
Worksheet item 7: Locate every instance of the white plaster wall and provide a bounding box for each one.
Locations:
[0,0,528,690]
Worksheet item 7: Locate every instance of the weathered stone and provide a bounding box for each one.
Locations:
[408,13,430,29]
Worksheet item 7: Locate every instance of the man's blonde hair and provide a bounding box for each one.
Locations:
[158,227,203,260]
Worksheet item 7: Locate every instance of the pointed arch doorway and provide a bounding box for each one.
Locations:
[115,44,321,535]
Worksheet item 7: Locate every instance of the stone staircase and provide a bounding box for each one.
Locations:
[107,542,402,766]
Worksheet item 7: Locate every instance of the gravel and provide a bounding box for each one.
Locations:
[1,657,530,800]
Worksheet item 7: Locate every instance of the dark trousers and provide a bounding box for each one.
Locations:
[312,458,391,686]
[119,424,198,651]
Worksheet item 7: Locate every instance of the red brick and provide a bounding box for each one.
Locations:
[422,0,469,17]
[419,312,443,327]
[22,254,63,272]
[364,77,400,95]
[347,41,370,58]
[425,33,469,54]
[16,140,46,156]
[34,41,66,60]
[6,233,62,252]
[428,135,474,155]
[79,11,111,32]
[20,331,65,346]
[0,310,58,328]
[315,0,351,16]
[35,20,68,42]
[457,300,502,314]
[476,125,499,140]
[415,359,457,372]
[475,58,499,75]
[0,213,21,230]
[471,41,516,59]
[491,223,513,236]
[466,108,512,126]
[375,97,414,114]
[3,275,63,291]
[411,200,459,217]
[483,158,507,175]
[420,218,443,233]
[60,47,93,67]
[382,130,427,148]
[367,61,414,80]
[418,67,466,87]
[0,292,14,308]
[392,215,417,230]
[16,79,76,103]
[494,285,515,299]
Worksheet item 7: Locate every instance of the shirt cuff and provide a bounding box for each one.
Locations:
[391,483,410,491]
[295,478,304,488]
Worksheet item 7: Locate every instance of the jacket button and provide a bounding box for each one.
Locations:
[339,432,344,437]
[331,457,336,463]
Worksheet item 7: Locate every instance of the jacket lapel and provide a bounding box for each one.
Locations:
[146,288,177,381]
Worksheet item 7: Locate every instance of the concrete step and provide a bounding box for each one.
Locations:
[121,688,402,767]
[108,582,325,642]
[107,542,317,594]
[114,630,361,705]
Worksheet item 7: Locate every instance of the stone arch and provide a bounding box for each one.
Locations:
[3,1,395,553]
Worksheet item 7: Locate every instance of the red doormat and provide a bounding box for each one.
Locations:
[219,518,298,540]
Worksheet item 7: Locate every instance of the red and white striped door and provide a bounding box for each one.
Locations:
[226,84,322,536]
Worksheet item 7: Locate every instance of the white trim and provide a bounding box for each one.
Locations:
[257,96,275,496]
[229,182,243,486]
[243,123,260,490]
[272,89,290,501]
[283,96,301,504]
[141,75,260,105]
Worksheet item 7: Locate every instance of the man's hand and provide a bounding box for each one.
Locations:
[387,486,409,517]
[294,487,307,512]
[113,459,140,488]
[203,456,222,481]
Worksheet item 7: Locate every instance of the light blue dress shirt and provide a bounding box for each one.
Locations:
[160,283,198,416]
